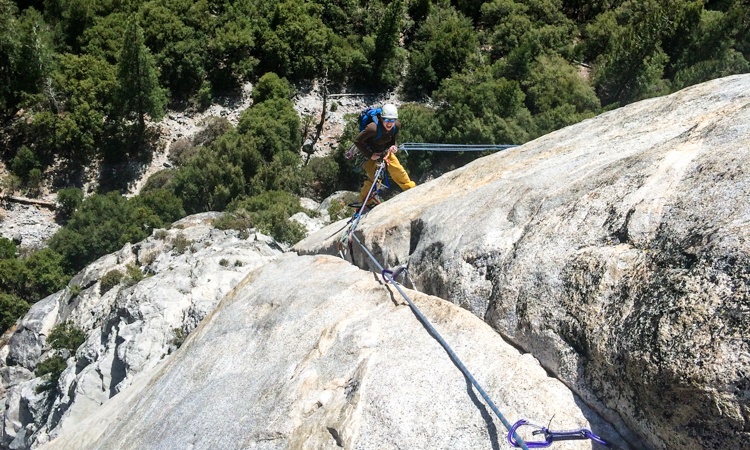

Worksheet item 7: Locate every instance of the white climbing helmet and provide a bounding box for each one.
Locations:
[381,103,398,119]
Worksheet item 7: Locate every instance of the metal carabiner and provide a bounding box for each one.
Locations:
[507,420,552,448]
[381,264,408,284]
[507,419,611,448]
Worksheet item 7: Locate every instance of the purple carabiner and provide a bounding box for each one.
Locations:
[508,420,551,448]
[507,419,611,448]
[579,429,611,447]
[381,269,393,283]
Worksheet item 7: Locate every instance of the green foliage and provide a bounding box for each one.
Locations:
[0,0,21,114]
[306,155,339,200]
[212,212,253,232]
[26,169,43,196]
[0,175,21,197]
[253,72,292,103]
[207,4,259,88]
[0,258,28,299]
[12,51,117,168]
[0,293,29,333]
[142,170,176,193]
[317,0,362,34]
[11,146,41,181]
[194,80,212,110]
[481,0,577,62]
[330,116,365,190]
[237,97,301,161]
[523,55,601,134]
[560,0,627,23]
[35,354,66,392]
[371,0,406,88]
[23,249,69,300]
[56,188,84,220]
[171,233,191,254]
[46,0,98,52]
[434,66,531,144]
[12,47,115,165]
[327,192,360,222]
[123,263,145,287]
[586,0,703,105]
[100,269,123,295]
[1,0,745,181]
[15,7,56,104]
[394,103,444,181]
[193,116,233,147]
[80,12,128,64]
[208,127,264,180]
[404,5,479,98]
[134,189,185,225]
[257,1,335,81]
[164,92,303,215]
[0,242,69,307]
[670,8,750,89]
[0,238,16,259]
[168,139,199,167]
[251,151,307,195]
[69,284,81,297]
[219,190,307,245]
[116,16,166,131]
[34,320,85,391]
[138,0,209,99]
[47,227,87,274]
[47,321,85,352]
[47,53,117,163]
[172,147,246,214]
[49,192,166,273]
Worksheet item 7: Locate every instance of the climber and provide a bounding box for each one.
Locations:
[351,103,416,206]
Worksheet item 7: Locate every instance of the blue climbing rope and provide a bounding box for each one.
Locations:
[350,234,530,450]
[338,160,387,259]
[399,143,518,153]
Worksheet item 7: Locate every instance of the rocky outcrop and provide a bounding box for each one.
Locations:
[0,203,59,250]
[4,75,748,450]
[38,254,629,450]
[0,213,282,449]
[295,74,750,449]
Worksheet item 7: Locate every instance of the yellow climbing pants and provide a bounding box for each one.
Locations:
[360,152,416,202]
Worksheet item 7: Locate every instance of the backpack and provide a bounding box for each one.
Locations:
[357,107,398,140]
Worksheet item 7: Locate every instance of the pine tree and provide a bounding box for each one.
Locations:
[372,0,405,87]
[17,8,58,110]
[116,17,166,134]
[0,0,19,114]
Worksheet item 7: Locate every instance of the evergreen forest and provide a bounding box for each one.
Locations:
[0,0,748,332]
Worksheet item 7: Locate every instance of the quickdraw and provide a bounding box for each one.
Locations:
[337,160,388,260]
[507,419,611,448]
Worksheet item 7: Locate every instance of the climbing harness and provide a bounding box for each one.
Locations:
[337,160,388,260]
[507,419,611,448]
[398,143,518,154]
[348,233,531,450]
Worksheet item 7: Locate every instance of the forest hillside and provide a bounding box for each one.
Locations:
[0,0,748,337]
